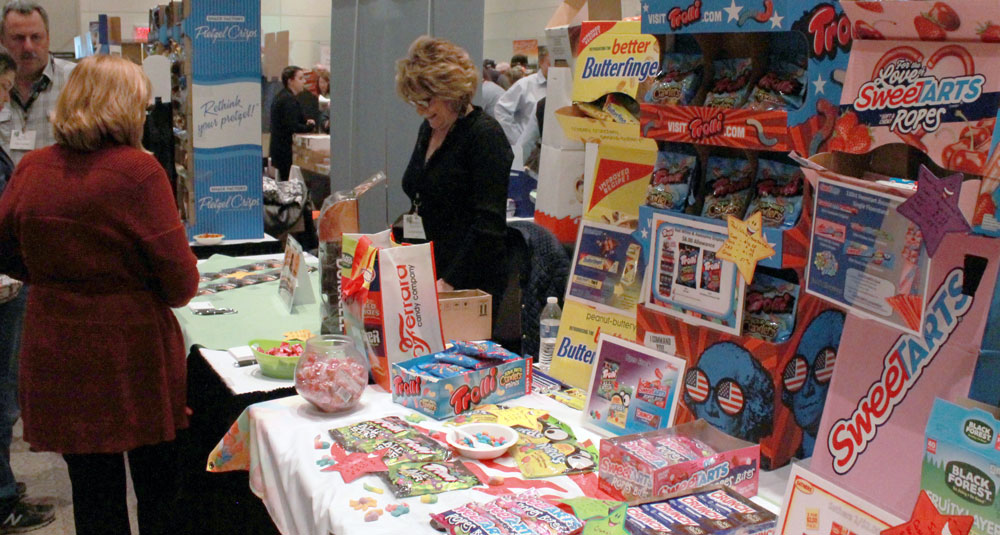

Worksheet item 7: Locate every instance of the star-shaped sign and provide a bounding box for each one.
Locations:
[327,449,389,483]
[770,11,784,29]
[896,165,970,257]
[881,491,973,535]
[813,73,827,95]
[724,0,743,22]
[716,211,775,284]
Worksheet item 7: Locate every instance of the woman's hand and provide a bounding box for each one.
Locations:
[436,278,454,292]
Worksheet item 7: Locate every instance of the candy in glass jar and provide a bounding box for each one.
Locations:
[295,335,368,412]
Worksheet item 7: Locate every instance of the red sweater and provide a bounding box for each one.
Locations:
[0,144,199,454]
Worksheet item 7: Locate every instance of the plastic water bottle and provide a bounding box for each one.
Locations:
[538,297,561,370]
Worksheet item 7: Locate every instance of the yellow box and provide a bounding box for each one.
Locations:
[439,290,492,342]
[554,106,656,150]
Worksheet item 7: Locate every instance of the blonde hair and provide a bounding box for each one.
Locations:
[53,55,151,152]
[396,35,477,112]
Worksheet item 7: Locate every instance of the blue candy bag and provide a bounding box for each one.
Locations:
[746,159,804,229]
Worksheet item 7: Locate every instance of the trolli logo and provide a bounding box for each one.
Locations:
[828,268,972,474]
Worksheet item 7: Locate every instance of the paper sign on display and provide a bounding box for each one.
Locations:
[717,212,776,284]
[643,211,745,335]
[277,236,314,312]
[776,464,903,535]
[567,221,646,316]
[895,166,970,257]
[582,334,685,436]
[807,178,930,334]
[548,301,637,389]
[584,144,656,228]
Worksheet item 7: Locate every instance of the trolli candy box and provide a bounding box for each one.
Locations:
[390,354,531,420]
[921,398,1000,535]
[598,419,760,501]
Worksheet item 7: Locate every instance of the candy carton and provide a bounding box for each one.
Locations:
[630,486,777,535]
[390,354,531,420]
[638,0,851,156]
[921,398,1000,535]
[598,419,760,501]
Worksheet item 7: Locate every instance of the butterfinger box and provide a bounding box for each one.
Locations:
[921,398,1000,535]
[599,419,760,501]
[390,355,531,420]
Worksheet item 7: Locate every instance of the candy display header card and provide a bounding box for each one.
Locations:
[583,333,686,436]
[921,398,1000,535]
[639,0,851,156]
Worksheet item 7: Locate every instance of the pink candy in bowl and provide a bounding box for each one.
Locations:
[294,335,368,412]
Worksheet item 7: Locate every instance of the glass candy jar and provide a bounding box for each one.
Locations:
[294,335,368,412]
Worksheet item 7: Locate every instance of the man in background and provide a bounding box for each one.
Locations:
[0,0,74,165]
[480,59,503,118]
[494,47,549,146]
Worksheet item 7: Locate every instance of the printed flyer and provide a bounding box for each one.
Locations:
[806,178,929,334]
[567,221,645,316]
[777,464,903,535]
[644,211,745,335]
[583,334,685,436]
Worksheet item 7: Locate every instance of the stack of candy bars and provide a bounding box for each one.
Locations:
[627,487,776,535]
[450,405,598,478]
[431,490,585,535]
[411,341,521,379]
[329,417,480,496]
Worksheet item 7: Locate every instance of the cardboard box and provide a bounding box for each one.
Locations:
[599,419,760,501]
[543,67,584,150]
[545,0,625,74]
[438,290,492,342]
[390,355,532,419]
[921,398,1000,535]
[535,143,587,243]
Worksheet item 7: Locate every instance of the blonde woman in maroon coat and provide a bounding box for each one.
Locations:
[0,55,199,535]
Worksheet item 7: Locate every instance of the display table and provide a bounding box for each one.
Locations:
[209,389,789,535]
[174,253,321,535]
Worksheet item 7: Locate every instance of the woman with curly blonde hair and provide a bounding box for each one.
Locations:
[396,36,513,316]
[0,54,199,535]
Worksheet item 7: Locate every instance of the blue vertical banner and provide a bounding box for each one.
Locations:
[184,0,263,240]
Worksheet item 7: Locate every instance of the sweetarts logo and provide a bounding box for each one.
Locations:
[827,268,972,474]
[853,59,984,135]
[580,39,659,82]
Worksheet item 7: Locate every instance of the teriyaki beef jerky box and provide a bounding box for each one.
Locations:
[921,398,1000,535]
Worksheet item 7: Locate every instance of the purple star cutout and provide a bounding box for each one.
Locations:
[896,165,970,257]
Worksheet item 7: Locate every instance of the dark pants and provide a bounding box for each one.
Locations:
[63,440,180,535]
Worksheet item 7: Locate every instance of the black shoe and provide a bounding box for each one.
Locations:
[0,500,54,534]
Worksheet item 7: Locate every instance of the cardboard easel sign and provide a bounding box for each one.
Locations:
[277,236,315,313]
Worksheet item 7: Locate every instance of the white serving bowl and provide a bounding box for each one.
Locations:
[194,233,225,246]
[445,423,518,460]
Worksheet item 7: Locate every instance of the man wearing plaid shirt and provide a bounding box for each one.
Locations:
[0,0,74,165]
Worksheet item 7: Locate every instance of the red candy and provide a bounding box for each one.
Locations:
[259,342,304,357]
[294,353,367,412]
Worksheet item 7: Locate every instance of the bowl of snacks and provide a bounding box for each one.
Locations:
[445,423,518,460]
[194,233,224,245]
[249,339,304,379]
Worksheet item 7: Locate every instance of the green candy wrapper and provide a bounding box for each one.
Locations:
[364,435,452,467]
[382,461,481,497]
[328,416,416,452]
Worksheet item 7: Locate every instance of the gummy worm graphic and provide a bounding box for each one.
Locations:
[738,0,774,26]
[810,97,838,155]
[746,118,778,146]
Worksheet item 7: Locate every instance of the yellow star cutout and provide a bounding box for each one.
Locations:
[283,329,313,341]
[716,211,775,284]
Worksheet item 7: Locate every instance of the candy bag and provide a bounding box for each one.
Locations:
[382,461,480,497]
[646,145,698,211]
[742,272,798,342]
[449,340,519,362]
[644,53,702,106]
[701,156,755,220]
[510,413,577,444]
[328,416,416,452]
[361,434,451,466]
[746,159,804,229]
[492,493,586,534]
[510,439,598,478]
[746,59,806,111]
[415,362,468,378]
[704,58,752,109]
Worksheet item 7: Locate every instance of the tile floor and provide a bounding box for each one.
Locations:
[9,419,138,534]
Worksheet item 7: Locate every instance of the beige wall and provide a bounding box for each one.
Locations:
[483,0,561,66]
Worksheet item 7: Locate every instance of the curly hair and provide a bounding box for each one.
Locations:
[396,35,478,113]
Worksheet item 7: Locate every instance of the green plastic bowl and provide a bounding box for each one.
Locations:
[249,339,303,379]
